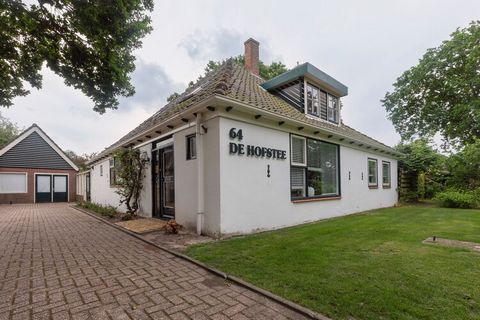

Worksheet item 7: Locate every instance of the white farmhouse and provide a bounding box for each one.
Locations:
[85,39,400,237]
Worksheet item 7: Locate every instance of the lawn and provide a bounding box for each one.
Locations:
[185,205,480,319]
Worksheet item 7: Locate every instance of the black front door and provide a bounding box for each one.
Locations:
[52,175,68,202]
[36,175,52,203]
[152,146,175,219]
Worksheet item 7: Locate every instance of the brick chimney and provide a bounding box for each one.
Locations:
[244,38,259,76]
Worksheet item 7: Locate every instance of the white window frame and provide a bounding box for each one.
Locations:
[0,172,28,194]
[290,135,307,166]
[382,161,391,188]
[327,94,338,123]
[368,158,378,187]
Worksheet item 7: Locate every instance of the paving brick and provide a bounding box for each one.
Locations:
[0,204,311,320]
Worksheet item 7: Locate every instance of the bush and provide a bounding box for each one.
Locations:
[78,201,117,218]
[401,191,419,203]
[435,190,478,209]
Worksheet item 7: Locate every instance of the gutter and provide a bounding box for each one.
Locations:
[196,112,205,235]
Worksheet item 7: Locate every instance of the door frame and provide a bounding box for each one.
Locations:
[34,173,69,203]
[151,144,175,219]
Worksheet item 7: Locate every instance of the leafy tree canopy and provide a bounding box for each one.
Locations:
[64,149,96,171]
[0,113,22,148]
[382,21,480,147]
[1,0,154,113]
[447,139,480,190]
[167,55,288,102]
[395,139,444,174]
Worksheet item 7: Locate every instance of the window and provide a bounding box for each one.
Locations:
[0,173,27,193]
[186,134,196,160]
[305,81,339,124]
[291,135,306,166]
[290,135,340,199]
[109,158,118,187]
[100,165,103,176]
[327,94,338,123]
[368,158,378,187]
[306,83,320,117]
[382,161,391,188]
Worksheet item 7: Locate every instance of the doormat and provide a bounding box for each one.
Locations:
[423,237,480,252]
[116,218,166,234]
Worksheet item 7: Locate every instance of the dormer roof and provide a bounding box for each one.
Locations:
[260,62,348,97]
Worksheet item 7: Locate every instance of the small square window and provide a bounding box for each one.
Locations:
[186,134,196,160]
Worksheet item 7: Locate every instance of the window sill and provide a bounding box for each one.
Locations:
[368,185,378,189]
[292,196,341,203]
[382,185,391,189]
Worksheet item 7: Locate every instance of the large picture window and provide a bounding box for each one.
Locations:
[368,158,378,188]
[290,135,340,199]
[0,173,27,193]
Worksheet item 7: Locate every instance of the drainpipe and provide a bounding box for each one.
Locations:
[196,113,205,235]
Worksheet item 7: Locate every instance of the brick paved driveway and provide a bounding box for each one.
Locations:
[0,204,309,320]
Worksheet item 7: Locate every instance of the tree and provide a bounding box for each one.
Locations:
[395,139,446,200]
[113,148,149,216]
[0,113,22,148]
[446,139,480,190]
[382,21,480,147]
[167,55,288,102]
[1,0,154,114]
[64,150,95,171]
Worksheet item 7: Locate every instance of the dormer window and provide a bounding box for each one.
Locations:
[306,83,320,117]
[306,81,339,124]
[327,94,338,123]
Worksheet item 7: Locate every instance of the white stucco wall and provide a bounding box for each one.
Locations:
[218,117,398,235]
[90,158,125,212]
[173,126,198,229]
[89,143,152,217]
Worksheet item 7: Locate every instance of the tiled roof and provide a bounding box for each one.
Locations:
[90,59,397,163]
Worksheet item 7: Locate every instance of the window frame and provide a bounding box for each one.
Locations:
[290,134,341,201]
[109,157,119,187]
[327,94,338,124]
[367,158,378,188]
[0,172,28,194]
[306,83,320,117]
[290,135,307,167]
[382,160,391,188]
[186,134,197,160]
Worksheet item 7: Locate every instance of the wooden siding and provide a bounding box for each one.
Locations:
[0,132,74,170]
[271,78,304,112]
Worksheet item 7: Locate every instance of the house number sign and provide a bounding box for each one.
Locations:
[228,128,287,160]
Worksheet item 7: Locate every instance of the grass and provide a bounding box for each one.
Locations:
[185,205,480,319]
[77,201,117,218]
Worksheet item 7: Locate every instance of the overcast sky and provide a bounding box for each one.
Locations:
[5,0,480,154]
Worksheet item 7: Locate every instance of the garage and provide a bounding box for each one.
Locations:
[0,124,78,204]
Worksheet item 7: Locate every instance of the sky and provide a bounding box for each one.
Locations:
[5,0,480,155]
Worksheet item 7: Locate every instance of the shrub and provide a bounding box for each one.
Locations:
[78,201,117,218]
[401,191,419,203]
[435,190,478,209]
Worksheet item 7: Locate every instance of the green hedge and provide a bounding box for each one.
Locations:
[78,201,117,218]
[435,190,479,209]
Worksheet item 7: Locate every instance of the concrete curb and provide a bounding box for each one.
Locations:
[72,205,330,320]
